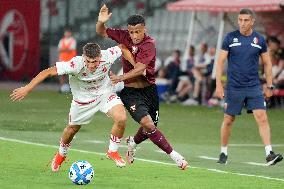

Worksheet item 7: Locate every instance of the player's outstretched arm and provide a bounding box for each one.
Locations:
[109,62,146,85]
[215,50,228,99]
[96,4,112,37]
[10,67,58,101]
[118,44,136,66]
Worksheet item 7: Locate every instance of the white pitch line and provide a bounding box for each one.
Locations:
[199,155,269,167]
[83,140,140,149]
[0,136,283,182]
[244,162,267,167]
[230,144,284,147]
[207,169,228,173]
[84,140,105,144]
[198,156,219,161]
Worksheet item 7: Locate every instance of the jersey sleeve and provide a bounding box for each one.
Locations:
[221,34,230,51]
[55,56,83,75]
[260,37,267,54]
[102,46,122,64]
[136,42,156,65]
[106,28,128,44]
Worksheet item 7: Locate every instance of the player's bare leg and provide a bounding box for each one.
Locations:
[217,114,234,164]
[253,109,283,165]
[106,104,127,167]
[51,125,81,172]
[253,110,271,146]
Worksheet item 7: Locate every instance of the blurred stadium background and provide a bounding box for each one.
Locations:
[0,0,284,188]
[1,0,284,106]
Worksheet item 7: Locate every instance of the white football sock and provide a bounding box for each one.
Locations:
[129,137,137,148]
[265,145,272,156]
[169,150,181,160]
[59,139,71,156]
[109,134,121,152]
[221,146,228,156]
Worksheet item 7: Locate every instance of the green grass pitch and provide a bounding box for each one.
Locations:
[0,90,283,188]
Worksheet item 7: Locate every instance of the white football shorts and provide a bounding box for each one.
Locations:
[68,93,123,125]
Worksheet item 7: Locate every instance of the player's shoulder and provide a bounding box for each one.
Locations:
[144,35,156,44]
[140,36,156,49]
[252,31,265,41]
[101,46,121,61]
[102,46,121,55]
[71,56,83,63]
[69,56,84,68]
[226,30,240,38]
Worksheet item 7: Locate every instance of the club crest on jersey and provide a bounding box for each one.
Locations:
[130,104,136,112]
[70,61,75,68]
[253,37,258,44]
[132,46,138,54]
[233,38,238,43]
[102,66,107,73]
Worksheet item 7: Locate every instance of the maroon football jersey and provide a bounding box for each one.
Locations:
[106,28,156,84]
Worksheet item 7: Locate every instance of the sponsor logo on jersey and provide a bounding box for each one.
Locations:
[102,66,107,73]
[70,61,75,68]
[233,38,238,43]
[130,104,136,112]
[253,37,258,44]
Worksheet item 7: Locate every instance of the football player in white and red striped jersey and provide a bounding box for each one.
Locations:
[10,43,136,171]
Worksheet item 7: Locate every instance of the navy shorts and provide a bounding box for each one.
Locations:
[224,86,266,116]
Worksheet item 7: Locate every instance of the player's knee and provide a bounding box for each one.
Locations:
[115,114,127,127]
[223,116,235,126]
[65,125,80,135]
[140,116,155,131]
[255,113,268,125]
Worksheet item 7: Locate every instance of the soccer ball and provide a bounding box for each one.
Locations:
[68,160,94,185]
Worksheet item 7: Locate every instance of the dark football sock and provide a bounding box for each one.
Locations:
[147,128,173,154]
[133,127,149,144]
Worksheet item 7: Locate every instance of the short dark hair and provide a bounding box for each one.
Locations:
[127,14,145,26]
[174,49,181,57]
[83,43,101,58]
[239,8,255,18]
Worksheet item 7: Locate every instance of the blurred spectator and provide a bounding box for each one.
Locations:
[265,36,284,88]
[205,47,216,100]
[261,36,284,107]
[267,36,283,64]
[183,43,210,105]
[156,66,170,101]
[170,46,195,103]
[164,49,181,97]
[154,57,162,76]
[57,27,77,93]
[273,57,284,89]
